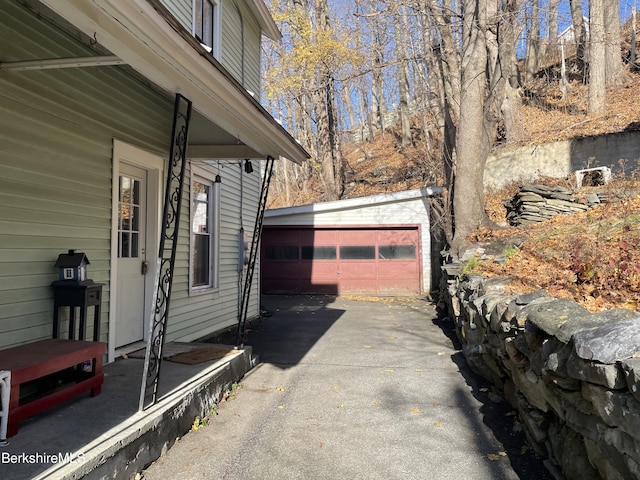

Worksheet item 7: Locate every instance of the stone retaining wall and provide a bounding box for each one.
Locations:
[440,265,640,479]
[484,130,640,191]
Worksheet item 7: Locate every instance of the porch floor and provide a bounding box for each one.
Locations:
[1,342,255,480]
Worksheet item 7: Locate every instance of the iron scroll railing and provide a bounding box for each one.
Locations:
[236,155,275,347]
[139,93,192,411]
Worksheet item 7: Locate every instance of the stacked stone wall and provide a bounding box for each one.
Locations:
[441,266,640,479]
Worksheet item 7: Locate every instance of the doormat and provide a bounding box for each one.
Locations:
[168,346,240,365]
[125,342,214,360]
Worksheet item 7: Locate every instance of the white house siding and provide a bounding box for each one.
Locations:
[166,161,261,343]
[263,189,437,293]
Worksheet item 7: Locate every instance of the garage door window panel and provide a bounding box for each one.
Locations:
[379,245,416,259]
[302,246,336,260]
[340,246,375,260]
[265,246,299,260]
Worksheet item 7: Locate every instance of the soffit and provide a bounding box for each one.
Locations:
[3,0,308,163]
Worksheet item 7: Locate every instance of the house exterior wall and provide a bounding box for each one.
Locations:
[159,0,192,28]
[159,0,262,98]
[220,0,262,97]
[166,161,261,344]
[0,6,261,353]
[0,71,167,350]
[264,190,435,293]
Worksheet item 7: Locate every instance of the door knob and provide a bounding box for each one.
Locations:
[141,261,149,275]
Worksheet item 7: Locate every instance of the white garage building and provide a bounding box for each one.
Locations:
[261,188,441,296]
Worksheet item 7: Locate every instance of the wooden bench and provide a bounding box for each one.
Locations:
[0,339,105,438]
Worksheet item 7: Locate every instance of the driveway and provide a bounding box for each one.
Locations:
[142,295,551,480]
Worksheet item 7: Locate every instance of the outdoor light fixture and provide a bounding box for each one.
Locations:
[215,174,221,183]
[244,159,253,174]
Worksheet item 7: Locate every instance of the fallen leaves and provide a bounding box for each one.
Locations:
[487,451,507,461]
[477,182,640,313]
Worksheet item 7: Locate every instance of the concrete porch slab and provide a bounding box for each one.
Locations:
[0,344,256,480]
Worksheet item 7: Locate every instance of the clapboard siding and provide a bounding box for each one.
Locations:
[243,13,262,98]
[0,0,264,355]
[165,160,261,343]
[0,63,171,350]
[220,0,262,97]
[160,0,193,31]
[221,1,243,82]
[161,0,263,96]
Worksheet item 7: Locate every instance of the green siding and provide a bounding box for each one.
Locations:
[0,0,261,355]
[162,0,264,96]
[0,0,173,350]
[0,65,171,349]
[160,0,193,31]
[165,160,261,344]
[221,0,262,97]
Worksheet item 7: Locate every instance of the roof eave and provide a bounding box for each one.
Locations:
[39,0,308,164]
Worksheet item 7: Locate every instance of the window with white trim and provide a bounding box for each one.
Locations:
[194,0,219,55]
[190,167,220,293]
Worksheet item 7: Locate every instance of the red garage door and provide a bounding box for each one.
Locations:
[261,227,421,296]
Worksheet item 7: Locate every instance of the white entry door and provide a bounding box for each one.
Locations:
[115,163,148,347]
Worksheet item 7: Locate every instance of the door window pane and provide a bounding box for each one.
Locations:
[118,175,141,258]
[340,246,375,260]
[378,245,416,259]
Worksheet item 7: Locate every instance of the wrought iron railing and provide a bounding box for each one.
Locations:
[139,94,192,411]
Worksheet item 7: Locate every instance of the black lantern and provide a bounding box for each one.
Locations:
[54,250,90,282]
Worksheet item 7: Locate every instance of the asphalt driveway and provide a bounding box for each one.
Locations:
[142,295,551,480]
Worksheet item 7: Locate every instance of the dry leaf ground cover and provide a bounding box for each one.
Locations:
[470,179,640,313]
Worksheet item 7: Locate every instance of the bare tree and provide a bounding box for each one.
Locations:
[426,0,521,254]
[311,0,343,200]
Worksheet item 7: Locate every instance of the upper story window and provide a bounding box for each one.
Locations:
[194,0,218,54]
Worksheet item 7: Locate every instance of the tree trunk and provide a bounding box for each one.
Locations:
[450,0,489,256]
[547,0,560,63]
[632,8,637,67]
[525,0,540,82]
[493,0,523,144]
[589,0,606,114]
[394,5,412,148]
[371,23,387,136]
[569,0,587,81]
[312,0,342,201]
[604,0,627,86]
